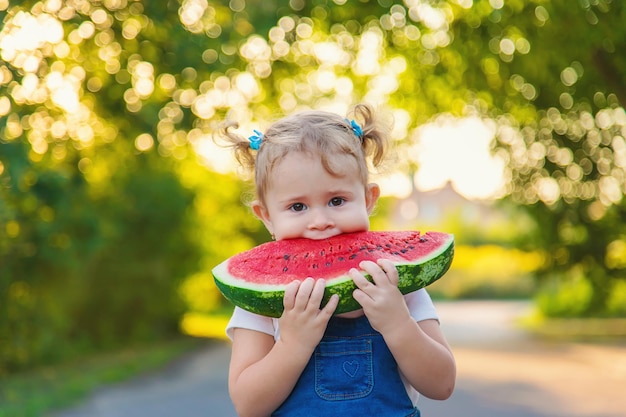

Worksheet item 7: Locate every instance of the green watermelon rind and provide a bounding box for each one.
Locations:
[212,237,454,318]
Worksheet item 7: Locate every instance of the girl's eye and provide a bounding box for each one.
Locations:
[329,197,345,207]
[290,203,306,212]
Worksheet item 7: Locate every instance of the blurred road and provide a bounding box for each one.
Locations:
[419,301,626,417]
[51,300,626,417]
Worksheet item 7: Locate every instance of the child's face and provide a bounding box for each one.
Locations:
[253,151,380,241]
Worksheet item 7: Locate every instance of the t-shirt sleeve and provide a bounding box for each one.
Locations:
[405,288,439,323]
[225,306,278,340]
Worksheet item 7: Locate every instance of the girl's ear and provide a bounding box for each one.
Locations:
[365,183,380,214]
[251,200,274,235]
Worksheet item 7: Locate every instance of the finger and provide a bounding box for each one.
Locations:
[293,277,315,310]
[321,294,339,317]
[283,280,300,310]
[352,288,372,307]
[308,278,327,309]
[377,259,399,285]
[349,268,373,291]
[358,260,388,286]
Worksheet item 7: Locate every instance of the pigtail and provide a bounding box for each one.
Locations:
[350,103,388,168]
[215,120,257,172]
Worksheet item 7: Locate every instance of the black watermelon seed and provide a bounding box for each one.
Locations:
[283,267,288,272]
[349,254,358,260]
[283,254,290,260]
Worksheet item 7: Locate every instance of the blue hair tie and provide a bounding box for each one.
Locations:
[346,119,363,139]
[248,129,263,150]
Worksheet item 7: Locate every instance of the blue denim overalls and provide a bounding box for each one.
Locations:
[272,315,420,416]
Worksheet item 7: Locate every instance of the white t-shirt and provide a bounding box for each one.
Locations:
[225,288,439,405]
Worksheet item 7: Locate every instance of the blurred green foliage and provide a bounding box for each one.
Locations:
[0,0,266,373]
[1,0,626,374]
[429,244,540,300]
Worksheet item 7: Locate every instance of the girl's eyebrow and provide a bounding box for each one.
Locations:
[277,194,307,205]
[276,185,357,203]
[326,189,355,196]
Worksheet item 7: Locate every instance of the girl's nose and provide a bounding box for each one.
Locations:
[308,208,334,230]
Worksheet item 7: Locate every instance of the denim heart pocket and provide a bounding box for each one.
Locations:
[314,338,373,401]
[342,360,359,377]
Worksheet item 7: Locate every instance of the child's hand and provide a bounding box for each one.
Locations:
[350,259,412,335]
[279,278,338,352]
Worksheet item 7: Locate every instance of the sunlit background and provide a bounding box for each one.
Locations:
[1,2,626,412]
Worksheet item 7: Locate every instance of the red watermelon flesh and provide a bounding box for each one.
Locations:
[212,230,454,317]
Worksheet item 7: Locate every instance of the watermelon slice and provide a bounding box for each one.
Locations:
[212,231,454,318]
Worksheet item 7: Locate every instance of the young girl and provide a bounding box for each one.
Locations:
[219,104,456,417]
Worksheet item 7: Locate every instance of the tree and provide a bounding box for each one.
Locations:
[439,0,626,316]
[224,0,626,316]
[0,0,265,371]
[203,0,625,316]
[2,0,625,371]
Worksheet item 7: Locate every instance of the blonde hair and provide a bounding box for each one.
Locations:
[218,104,388,206]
